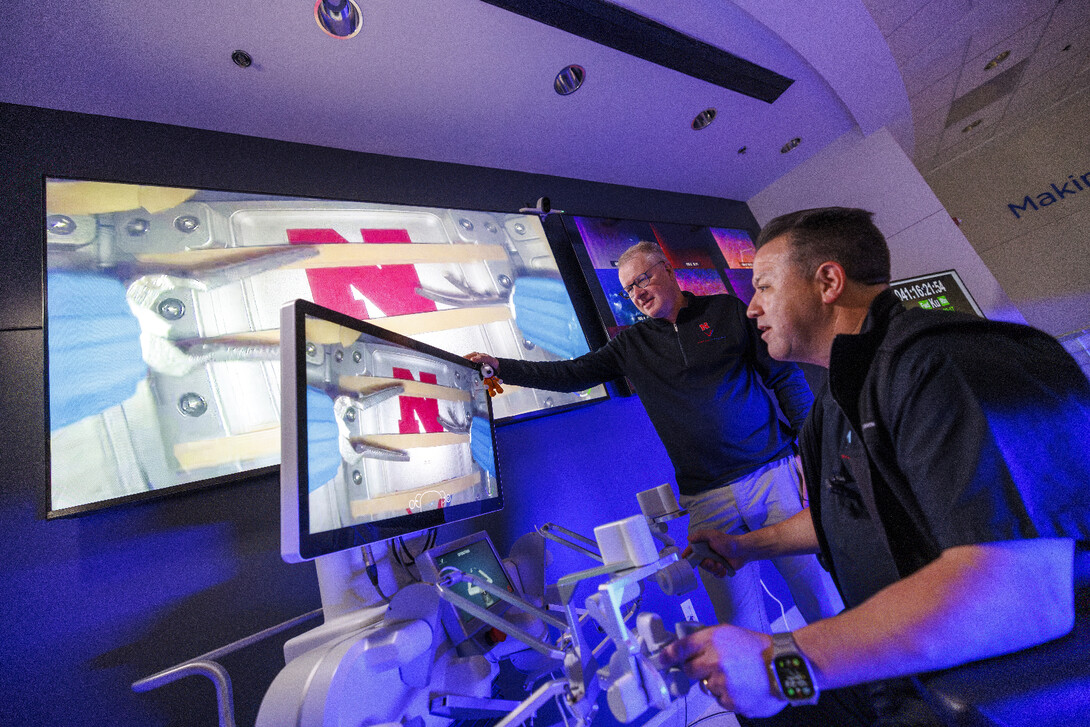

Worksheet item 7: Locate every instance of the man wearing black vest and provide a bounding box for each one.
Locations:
[665,207,1090,726]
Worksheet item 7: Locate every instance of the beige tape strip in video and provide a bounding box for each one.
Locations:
[349,471,483,518]
[174,427,280,471]
[138,243,508,269]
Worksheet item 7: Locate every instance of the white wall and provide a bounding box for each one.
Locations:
[924,86,1090,337]
[747,126,1025,324]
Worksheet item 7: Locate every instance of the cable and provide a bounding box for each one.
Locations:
[763,575,789,632]
[390,530,438,582]
[389,537,420,581]
[391,538,405,567]
[396,536,415,566]
[395,529,436,567]
[687,711,729,727]
[555,692,572,727]
[362,544,390,602]
[683,681,688,727]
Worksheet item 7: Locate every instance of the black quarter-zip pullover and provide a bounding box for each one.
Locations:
[499,292,813,495]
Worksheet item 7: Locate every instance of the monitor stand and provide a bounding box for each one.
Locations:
[256,542,458,727]
[283,544,395,663]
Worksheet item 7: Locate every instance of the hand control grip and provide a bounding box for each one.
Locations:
[685,541,736,576]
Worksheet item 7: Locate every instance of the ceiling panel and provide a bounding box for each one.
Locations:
[1021,22,1090,78]
[1003,43,1090,124]
[964,0,1055,57]
[910,71,959,118]
[954,15,1048,96]
[862,0,1090,174]
[887,0,972,62]
[864,0,935,37]
[938,93,1007,152]
[901,29,969,97]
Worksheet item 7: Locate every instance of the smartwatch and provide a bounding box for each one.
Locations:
[768,631,819,705]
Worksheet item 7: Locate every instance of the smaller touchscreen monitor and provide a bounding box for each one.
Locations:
[417,531,518,643]
[281,299,503,562]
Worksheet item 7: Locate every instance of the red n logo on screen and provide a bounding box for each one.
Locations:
[286,228,437,319]
[392,368,443,434]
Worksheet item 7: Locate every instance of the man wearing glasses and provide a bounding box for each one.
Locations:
[467,241,843,632]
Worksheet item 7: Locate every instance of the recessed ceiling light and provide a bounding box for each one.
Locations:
[554,65,585,95]
[780,137,801,153]
[962,119,984,133]
[984,50,1011,70]
[231,50,252,68]
[314,0,363,39]
[692,108,717,130]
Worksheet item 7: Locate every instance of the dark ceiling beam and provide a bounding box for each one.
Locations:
[478,0,794,103]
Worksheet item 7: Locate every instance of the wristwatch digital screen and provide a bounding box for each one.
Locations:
[769,632,819,705]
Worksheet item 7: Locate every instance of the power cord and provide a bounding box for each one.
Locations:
[760,577,788,631]
[362,543,389,602]
[687,711,729,726]
[395,537,416,566]
[391,529,438,581]
[395,528,436,567]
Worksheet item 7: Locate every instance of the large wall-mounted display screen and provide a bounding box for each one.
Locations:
[44,179,606,516]
[562,215,758,338]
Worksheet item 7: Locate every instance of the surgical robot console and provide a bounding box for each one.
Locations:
[257,493,726,727]
[256,299,728,726]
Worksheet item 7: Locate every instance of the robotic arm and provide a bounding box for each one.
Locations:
[434,503,714,726]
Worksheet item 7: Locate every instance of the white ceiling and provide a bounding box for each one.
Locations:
[1,0,1086,201]
[866,0,1090,175]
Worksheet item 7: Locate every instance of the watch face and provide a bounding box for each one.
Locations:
[773,654,816,701]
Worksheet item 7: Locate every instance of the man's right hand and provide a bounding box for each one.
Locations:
[683,529,748,578]
[465,352,500,374]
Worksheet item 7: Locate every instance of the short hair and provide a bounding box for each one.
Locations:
[617,241,668,270]
[755,207,890,285]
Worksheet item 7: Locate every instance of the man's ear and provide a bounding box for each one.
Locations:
[815,261,847,304]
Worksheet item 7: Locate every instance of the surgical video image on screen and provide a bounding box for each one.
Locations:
[45,178,605,516]
[302,316,498,534]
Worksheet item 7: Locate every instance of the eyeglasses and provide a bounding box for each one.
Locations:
[620,260,667,298]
